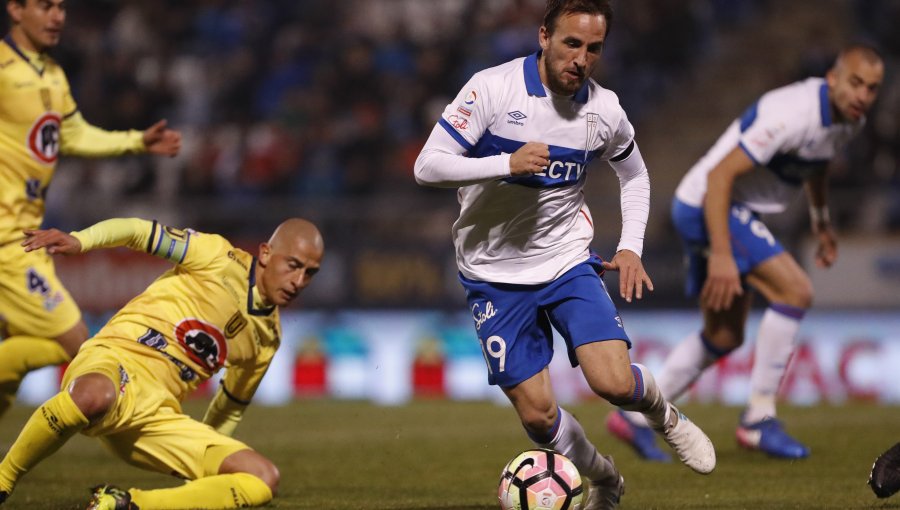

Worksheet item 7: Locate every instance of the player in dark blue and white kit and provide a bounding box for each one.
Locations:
[610,45,884,461]
[415,2,715,508]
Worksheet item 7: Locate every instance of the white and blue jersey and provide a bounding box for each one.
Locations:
[675,77,863,214]
[427,51,639,285]
[672,77,863,295]
[415,52,649,386]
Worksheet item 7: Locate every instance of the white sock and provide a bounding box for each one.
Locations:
[623,331,727,428]
[744,304,804,424]
[617,364,670,430]
[534,407,618,483]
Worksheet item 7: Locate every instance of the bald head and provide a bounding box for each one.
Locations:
[833,44,883,71]
[257,218,324,307]
[268,218,324,254]
[827,44,884,123]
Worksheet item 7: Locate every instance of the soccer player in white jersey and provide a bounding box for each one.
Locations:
[415,1,715,507]
[608,45,884,461]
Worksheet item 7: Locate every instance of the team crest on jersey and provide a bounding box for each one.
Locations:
[39,88,52,110]
[174,318,228,370]
[27,112,61,165]
[585,113,599,161]
[224,311,248,338]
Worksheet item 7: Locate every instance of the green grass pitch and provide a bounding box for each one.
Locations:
[1,400,898,509]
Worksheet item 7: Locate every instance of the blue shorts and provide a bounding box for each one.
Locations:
[459,255,631,387]
[671,198,784,297]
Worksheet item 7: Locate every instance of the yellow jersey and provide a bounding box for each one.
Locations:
[0,35,146,246]
[71,218,281,405]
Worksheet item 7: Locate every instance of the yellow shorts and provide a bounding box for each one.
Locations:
[62,341,251,480]
[0,244,81,339]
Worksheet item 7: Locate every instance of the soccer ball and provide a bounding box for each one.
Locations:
[498,449,583,510]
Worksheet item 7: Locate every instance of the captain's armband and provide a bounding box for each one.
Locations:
[146,220,194,264]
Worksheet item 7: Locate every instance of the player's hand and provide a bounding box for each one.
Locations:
[601,249,654,303]
[701,251,743,311]
[21,229,82,255]
[143,119,182,157]
[509,142,549,176]
[814,227,837,268]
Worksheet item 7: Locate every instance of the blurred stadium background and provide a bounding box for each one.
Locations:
[12,0,900,408]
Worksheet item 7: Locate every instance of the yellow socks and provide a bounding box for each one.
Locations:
[0,390,88,494]
[0,336,71,418]
[131,472,273,509]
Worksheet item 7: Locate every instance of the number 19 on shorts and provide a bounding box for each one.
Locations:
[480,335,507,374]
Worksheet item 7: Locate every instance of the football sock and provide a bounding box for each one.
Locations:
[745,304,804,424]
[130,472,273,509]
[624,331,730,427]
[0,390,88,494]
[617,364,670,430]
[0,335,70,419]
[533,407,618,483]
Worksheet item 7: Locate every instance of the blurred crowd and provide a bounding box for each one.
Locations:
[43,0,770,201]
[12,0,898,307]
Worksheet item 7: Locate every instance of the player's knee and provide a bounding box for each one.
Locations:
[784,277,814,309]
[255,459,280,494]
[221,449,280,494]
[67,373,116,421]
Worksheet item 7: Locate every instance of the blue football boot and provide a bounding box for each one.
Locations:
[736,415,810,459]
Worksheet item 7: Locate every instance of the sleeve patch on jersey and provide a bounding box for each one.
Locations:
[438,118,474,151]
[148,222,193,264]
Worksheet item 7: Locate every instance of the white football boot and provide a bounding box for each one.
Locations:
[657,403,716,474]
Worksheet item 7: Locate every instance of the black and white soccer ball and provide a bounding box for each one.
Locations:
[498,448,583,510]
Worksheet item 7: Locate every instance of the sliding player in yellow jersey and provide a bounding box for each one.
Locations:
[0,217,324,509]
[0,0,181,421]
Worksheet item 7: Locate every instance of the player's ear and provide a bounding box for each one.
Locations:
[538,25,551,51]
[825,67,838,89]
[258,242,271,268]
[7,1,24,24]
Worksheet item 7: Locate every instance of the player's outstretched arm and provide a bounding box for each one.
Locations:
[601,249,654,303]
[24,219,154,257]
[142,119,182,157]
[701,147,755,311]
[21,229,82,255]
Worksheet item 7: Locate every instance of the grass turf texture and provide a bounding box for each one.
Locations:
[0,400,898,509]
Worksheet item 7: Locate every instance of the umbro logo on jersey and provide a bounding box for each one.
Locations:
[507,111,526,126]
